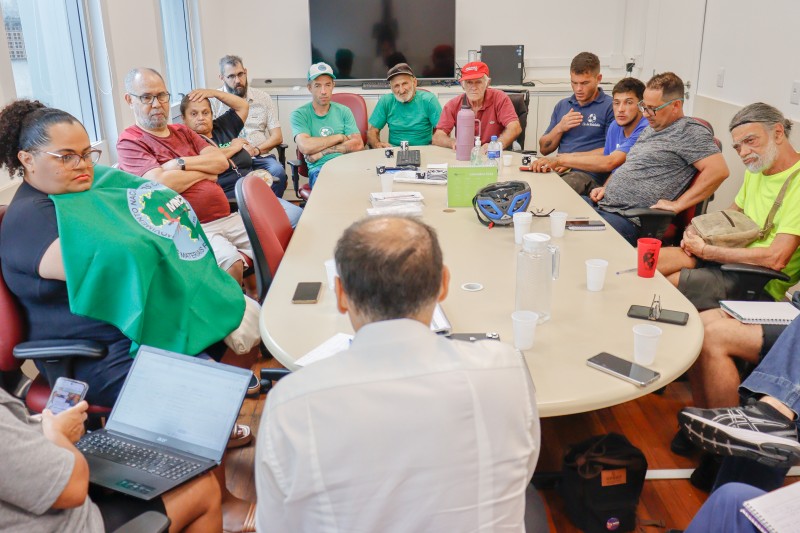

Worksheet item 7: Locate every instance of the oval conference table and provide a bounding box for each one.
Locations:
[259,146,703,417]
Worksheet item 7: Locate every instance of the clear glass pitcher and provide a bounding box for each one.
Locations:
[516,233,560,323]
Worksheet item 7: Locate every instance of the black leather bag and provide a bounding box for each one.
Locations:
[559,433,648,533]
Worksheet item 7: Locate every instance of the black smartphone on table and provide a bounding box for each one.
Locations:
[587,352,660,387]
[292,282,322,304]
[45,377,89,414]
[627,305,689,326]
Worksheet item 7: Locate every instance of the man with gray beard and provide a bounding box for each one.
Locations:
[657,103,800,470]
[658,102,800,307]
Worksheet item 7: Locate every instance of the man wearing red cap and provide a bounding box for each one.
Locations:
[432,61,521,151]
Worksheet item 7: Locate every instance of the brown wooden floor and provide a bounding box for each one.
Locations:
[222,357,780,531]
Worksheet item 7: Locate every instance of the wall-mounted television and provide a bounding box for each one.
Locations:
[308,0,456,82]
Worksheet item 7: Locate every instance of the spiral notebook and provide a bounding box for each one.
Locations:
[740,481,800,533]
[719,301,800,325]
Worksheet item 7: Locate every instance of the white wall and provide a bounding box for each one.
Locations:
[195,0,656,87]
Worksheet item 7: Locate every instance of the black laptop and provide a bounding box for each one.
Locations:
[76,345,251,500]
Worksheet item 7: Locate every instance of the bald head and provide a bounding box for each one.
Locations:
[334,216,444,322]
[124,67,165,93]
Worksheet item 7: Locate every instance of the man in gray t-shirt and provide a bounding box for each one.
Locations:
[587,72,729,245]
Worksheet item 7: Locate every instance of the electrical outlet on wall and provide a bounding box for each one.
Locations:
[792,81,800,105]
[716,68,725,88]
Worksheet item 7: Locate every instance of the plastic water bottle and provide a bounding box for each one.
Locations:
[487,135,502,168]
[470,136,483,165]
[516,233,560,324]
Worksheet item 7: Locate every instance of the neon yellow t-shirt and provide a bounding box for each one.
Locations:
[734,158,800,300]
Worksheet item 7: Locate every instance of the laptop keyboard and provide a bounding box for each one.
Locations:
[78,433,204,480]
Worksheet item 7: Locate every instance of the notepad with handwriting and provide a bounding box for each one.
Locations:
[740,481,800,533]
[719,301,800,325]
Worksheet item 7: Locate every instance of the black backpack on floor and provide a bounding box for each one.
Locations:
[559,433,648,532]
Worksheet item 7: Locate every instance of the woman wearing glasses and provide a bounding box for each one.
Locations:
[0,99,225,533]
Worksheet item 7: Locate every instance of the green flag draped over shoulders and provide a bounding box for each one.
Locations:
[51,165,244,356]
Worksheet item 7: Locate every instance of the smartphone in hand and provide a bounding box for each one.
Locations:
[45,377,89,414]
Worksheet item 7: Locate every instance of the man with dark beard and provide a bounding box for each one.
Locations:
[213,55,289,198]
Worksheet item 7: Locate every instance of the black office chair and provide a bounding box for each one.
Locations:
[719,263,791,301]
[503,90,529,151]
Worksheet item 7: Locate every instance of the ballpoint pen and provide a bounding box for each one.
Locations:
[615,267,637,275]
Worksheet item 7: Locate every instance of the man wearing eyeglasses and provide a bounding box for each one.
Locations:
[213,55,290,200]
[117,68,254,288]
[585,72,729,246]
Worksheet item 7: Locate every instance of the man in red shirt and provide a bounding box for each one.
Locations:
[117,68,253,286]
[432,62,521,151]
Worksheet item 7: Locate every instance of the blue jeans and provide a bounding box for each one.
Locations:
[740,316,800,420]
[251,154,288,198]
[279,198,303,228]
[685,482,762,533]
[580,196,638,246]
[308,166,321,189]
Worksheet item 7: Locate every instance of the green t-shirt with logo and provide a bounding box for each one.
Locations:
[368,90,441,146]
[735,159,800,300]
[290,101,359,175]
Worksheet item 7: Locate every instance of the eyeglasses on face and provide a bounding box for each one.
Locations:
[36,149,103,169]
[129,92,171,105]
[637,98,684,116]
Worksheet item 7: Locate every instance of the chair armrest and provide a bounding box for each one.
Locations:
[287,159,303,171]
[228,197,238,211]
[276,143,288,167]
[620,208,677,219]
[13,340,108,361]
[619,208,677,240]
[720,263,791,282]
[288,159,303,198]
[112,511,171,533]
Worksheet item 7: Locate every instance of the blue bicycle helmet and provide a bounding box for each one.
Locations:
[472,181,532,227]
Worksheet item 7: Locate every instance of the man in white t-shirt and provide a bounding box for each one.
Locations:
[254,216,541,532]
[213,54,289,198]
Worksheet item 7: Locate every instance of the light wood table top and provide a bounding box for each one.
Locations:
[260,146,703,417]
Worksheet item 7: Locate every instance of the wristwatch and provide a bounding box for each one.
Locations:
[176,158,186,171]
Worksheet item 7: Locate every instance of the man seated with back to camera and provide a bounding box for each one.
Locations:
[432,61,521,152]
[116,67,254,289]
[529,77,647,188]
[536,51,615,194]
[367,62,442,148]
[254,216,540,532]
[181,87,302,229]
[584,72,729,246]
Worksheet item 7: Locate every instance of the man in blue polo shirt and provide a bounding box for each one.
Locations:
[529,78,648,190]
[538,52,614,195]
[367,63,441,148]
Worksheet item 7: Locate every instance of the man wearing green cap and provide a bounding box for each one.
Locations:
[290,62,364,188]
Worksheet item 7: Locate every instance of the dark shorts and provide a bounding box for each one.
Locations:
[678,260,772,311]
[90,485,167,532]
[760,324,787,360]
[560,170,604,196]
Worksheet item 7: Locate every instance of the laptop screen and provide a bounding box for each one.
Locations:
[106,346,251,461]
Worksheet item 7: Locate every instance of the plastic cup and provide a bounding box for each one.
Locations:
[503,154,513,167]
[633,324,662,365]
[512,310,539,350]
[324,259,337,290]
[380,172,393,193]
[637,238,662,278]
[513,212,533,244]
[585,259,609,292]
[550,211,568,238]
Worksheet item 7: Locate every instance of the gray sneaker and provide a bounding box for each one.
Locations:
[678,400,800,468]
